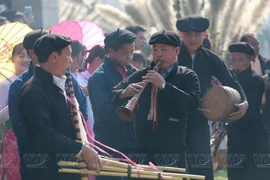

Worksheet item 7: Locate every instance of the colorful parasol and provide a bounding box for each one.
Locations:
[78,20,105,50]
[0,22,33,82]
[49,20,105,50]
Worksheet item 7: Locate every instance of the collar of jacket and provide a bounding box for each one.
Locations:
[104,56,124,69]
[104,56,133,75]
[180,44,204,54]
[234,65,252,78]
[34,66,55,85]
[150,61,178,78]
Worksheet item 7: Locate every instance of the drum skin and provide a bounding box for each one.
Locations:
[201,86,242,123]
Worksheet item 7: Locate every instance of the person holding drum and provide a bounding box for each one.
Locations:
[227,42,269,180]
[110,30,200,173]
[176,15,248,180]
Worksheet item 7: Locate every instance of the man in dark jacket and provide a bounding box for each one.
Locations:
[227,42,269,180]
[110,30,200,173]
[18,34,101,180]
[176,15,248,180]
[87,28,137,180]
[9,29,89,180]
[240,33,270,149]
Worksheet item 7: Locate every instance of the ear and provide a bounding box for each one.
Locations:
[108,47,115,55]
[51,52,57,62]
[175,46,180,56]
[180,32,184,38]
[28,49,35,58]
[94,57,101,63]
[203,31,207,38]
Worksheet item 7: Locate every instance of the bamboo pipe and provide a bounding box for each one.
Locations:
[143,165,186,173]
[116,60,163,122]
[59,168,173,179]
[58,160,186,173]
[100,165,200,179]
[58,161,204,179]
[151,171,205,180]
[59,162,168,177]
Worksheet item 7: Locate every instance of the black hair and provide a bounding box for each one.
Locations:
[132,51,146,66]
[125,25,146,35]
[12,43,24,57]
[84,45,106,69]
[240,33,255,42]
[70,40,86,57]
[3,0,12,9]
[202,37,212,50]
[38,49,62,63]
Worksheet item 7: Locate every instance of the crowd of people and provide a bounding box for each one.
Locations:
[0,1,34,26]
[0,12,269,180]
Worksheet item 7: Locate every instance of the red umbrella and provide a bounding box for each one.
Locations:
[49,20,105,50]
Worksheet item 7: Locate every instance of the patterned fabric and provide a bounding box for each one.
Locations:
[211,76,222,86]
[0,129,21,180]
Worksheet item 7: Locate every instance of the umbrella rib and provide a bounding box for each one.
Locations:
[82,25,95,38]
[65,23,82,39]
[4,24,28,44]
[9,36,24,48]
[83,30,103,44]
[0,68,14,73]
[52,20,64,33]
[55,21,66,34]
[2,22,19,42]
[0,23,8,45]
[0,71,12,83]
[53,21,80,40]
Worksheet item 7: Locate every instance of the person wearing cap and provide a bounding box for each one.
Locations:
[87,28,137,180]
[17,34,102,180]
[176,15,248,180]
[240,33,270,151]
[227,42,269,180]
[110,30,200,172]
[8,29,89,179]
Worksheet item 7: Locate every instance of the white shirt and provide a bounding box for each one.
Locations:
[52,75,67,93]
[191,53,196,70]
[0,74,17,124]
[52,75,67,105]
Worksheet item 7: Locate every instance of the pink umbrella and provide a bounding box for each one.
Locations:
[49,20,83,42]
[78,20,105,50]
[49,20,105,50]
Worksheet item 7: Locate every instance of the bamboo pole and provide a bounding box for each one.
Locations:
[59,168,173,179]
[58,161,205,179]
[58,160,186,173]
[146,165,186,173]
